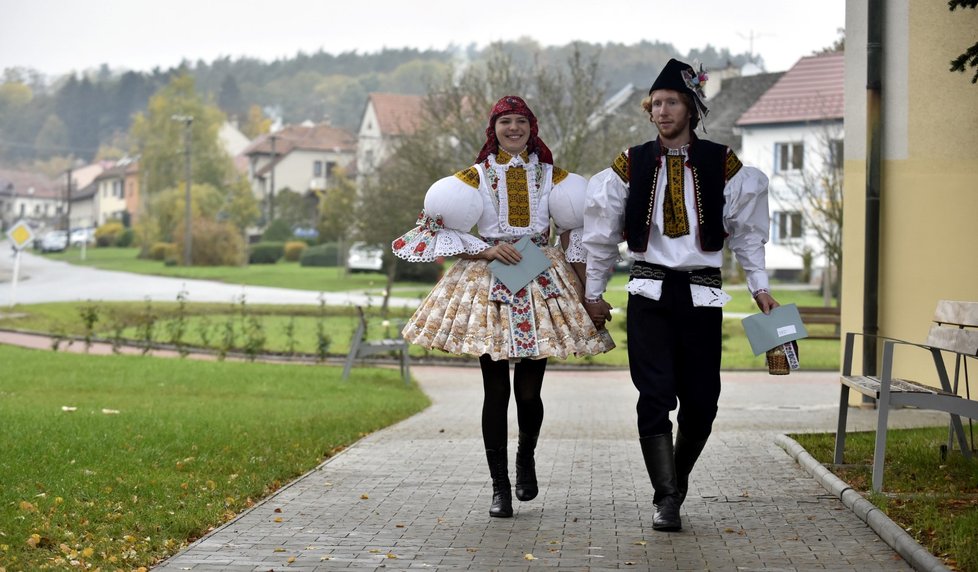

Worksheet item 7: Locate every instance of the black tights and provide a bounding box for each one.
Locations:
[480,354,547,450]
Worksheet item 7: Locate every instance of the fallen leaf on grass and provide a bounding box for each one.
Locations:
[18,501,35,512]
[61,406,77,412]
[101,408,120,415]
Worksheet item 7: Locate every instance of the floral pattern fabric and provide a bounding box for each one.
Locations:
[401,245,615,361]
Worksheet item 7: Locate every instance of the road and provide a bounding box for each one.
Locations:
[0,241,416,308]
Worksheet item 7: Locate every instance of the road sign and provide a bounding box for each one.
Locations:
[6,221,35,251]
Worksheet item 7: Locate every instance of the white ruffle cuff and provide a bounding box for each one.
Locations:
[392,211,490,263]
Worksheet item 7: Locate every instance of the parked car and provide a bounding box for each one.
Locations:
[346,242,384,273]
[38,230,68,253]
[69,227,95,247]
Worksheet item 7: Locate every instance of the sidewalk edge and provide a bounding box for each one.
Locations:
[775,434,950,572]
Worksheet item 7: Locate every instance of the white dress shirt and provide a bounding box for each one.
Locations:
[583,149,771,302]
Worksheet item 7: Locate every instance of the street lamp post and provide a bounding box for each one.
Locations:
[172,115,193,265]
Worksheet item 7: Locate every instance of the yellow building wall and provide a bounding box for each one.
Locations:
[842,1,978,392]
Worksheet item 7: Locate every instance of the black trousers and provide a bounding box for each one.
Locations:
[626,273,722,441]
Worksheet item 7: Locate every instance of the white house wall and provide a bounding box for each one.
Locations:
[738,122,843,277]
[356,103,386,177]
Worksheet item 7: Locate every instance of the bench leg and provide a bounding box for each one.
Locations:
[834,384,851,465]
[342,340,360,381]
[400,347,410,385]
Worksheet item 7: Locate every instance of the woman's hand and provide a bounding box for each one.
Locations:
[484,243,522,265]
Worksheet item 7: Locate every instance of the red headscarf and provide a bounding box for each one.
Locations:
[475,95,554,165]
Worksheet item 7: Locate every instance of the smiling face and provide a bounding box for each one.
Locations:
[649,89,692,144]
[494,113,531,155]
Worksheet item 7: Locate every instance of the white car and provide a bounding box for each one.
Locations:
[69,227,95,246]
[347,242,384,273]
[38,230,68,253]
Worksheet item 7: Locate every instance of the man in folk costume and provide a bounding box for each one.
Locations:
[582,59,779,531]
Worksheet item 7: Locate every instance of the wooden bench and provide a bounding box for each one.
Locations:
[834,300,978,492]
[797,305,841,340]
[341,306,410,384]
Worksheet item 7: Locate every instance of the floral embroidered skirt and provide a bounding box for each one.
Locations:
[401,245,615,361]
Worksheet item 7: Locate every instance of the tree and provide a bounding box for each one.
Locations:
[217,74,245,119]
[129,74,235,198]
[949,0,978,83]
[240,104,272,139]
[317,167,356,243]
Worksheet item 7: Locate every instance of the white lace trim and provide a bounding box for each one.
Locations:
[392,227,489,263]
[562,227,587,263]
[624,278,731,307]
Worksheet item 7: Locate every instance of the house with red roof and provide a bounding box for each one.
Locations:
[243,121,357,221]
[356,93,423,178]
[0,169,65,233]
[736,51,844,283]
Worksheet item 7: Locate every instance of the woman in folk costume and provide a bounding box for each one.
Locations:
[392,95,614,518]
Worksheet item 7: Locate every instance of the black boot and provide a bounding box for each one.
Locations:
[675,430,708,505]
[515,432,539,501]
[640,434,682,531]
[486,448,513,518]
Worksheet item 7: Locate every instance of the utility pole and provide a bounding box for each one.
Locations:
[64,167,73,232]
[172,114,194,265]
[268,134,277,223]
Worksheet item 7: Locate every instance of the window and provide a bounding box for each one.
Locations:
[829,139,844,169]
[775,142,804,172]
[774,211,804,242]
[313,160,323,177]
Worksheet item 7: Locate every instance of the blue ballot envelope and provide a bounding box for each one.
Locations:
[741,303,809,356]
[487,235,553,293]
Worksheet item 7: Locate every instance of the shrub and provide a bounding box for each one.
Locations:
[173,219,246,266]
[283,241,308,262]
[95,221,125,247]
[115,228,135,247]
[249,241,285,264]
[299,242,341,267]
[394,260,443,283]
[149,242,178,261]
[262,219,293,242]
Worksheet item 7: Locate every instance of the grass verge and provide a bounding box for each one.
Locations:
[0,345,430,570]
[791,426,978,571]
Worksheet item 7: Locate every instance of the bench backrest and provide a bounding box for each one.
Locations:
[926,300,978,356]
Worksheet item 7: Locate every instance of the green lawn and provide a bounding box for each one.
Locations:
[792,427,978,571]
[0,344,429,570]
[27,248,841,370]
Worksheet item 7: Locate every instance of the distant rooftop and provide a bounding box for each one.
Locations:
[736,52,844,126]
[367,92,424,136]
[704,72,784,150]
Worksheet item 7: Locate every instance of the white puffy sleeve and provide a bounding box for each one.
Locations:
[583,163,628,300]
[548,172,588,263]
[724,165,771,294]
[391,173,490,263]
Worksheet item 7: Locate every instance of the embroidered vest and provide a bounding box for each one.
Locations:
[624,137,731,253]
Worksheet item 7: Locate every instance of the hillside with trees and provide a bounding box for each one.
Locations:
[0,39,756,172]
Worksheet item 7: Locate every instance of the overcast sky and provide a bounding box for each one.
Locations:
[1,0,845,78]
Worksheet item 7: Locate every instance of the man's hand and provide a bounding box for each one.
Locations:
[754,291,780,314]
[584,298,613,329]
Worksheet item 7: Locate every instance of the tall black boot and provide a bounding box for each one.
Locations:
[515,432,539,501]
[486,448,513,518]
[640,433,682,531]
[675,430,708,505]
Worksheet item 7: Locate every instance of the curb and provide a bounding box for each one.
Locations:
[775,434,951,572]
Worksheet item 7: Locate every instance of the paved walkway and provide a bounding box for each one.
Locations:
[142,364,946,571]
